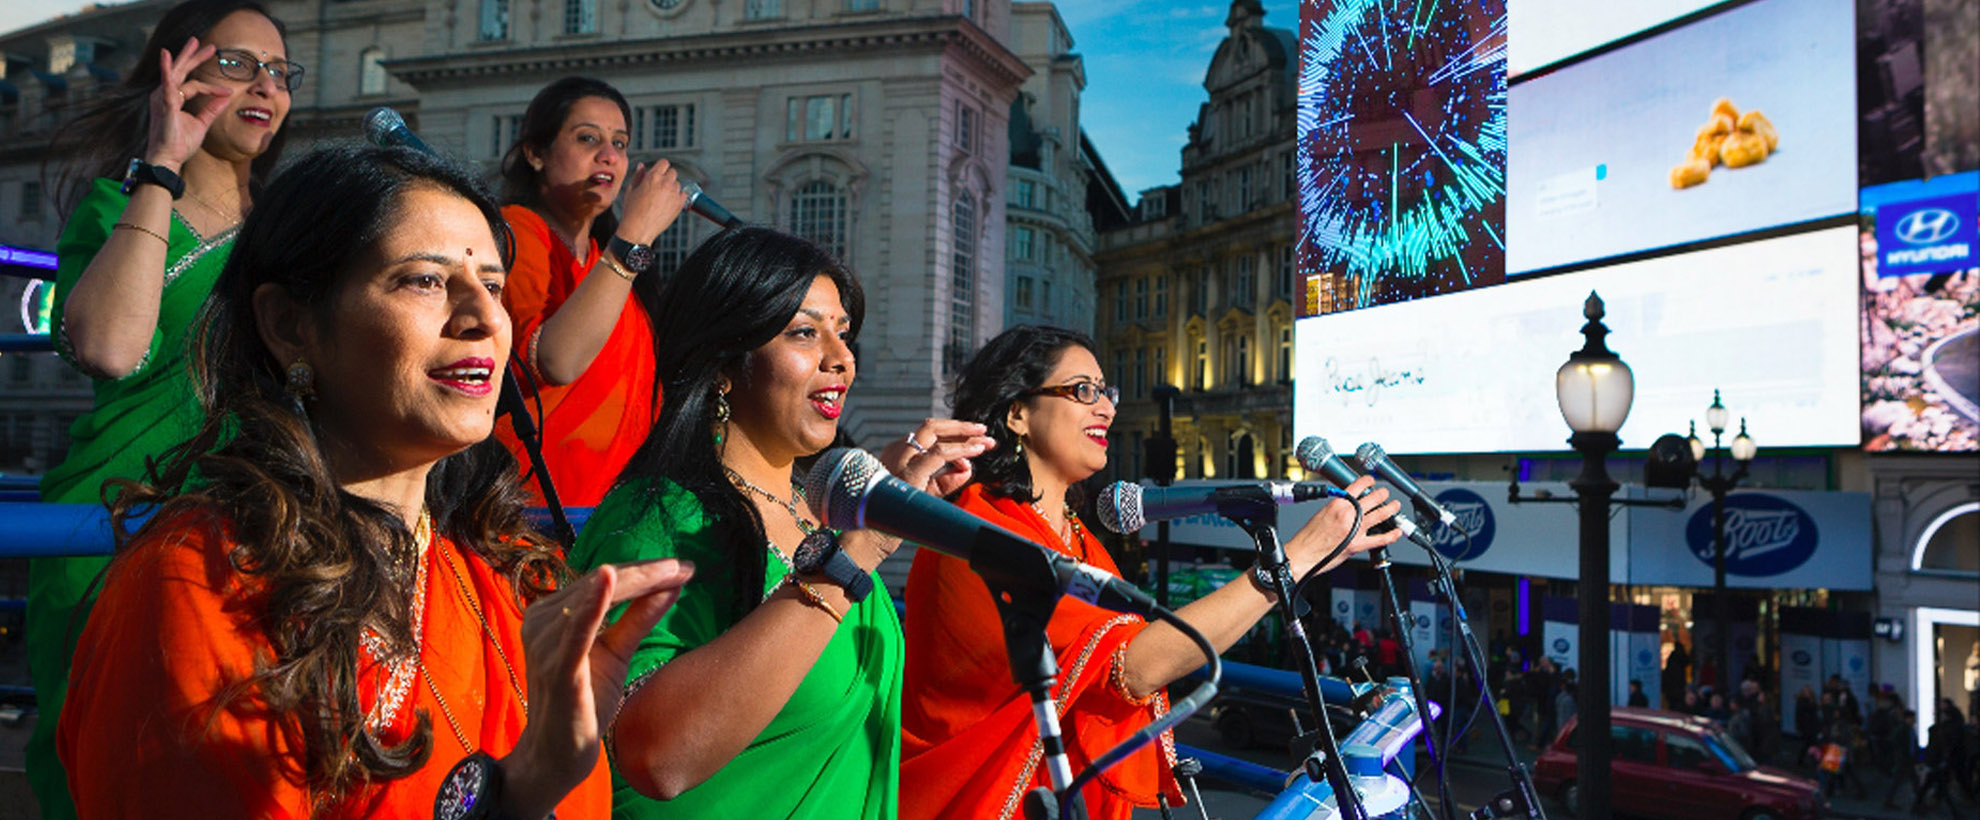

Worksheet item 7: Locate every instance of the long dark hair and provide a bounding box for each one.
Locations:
[105,142,561,804]
[500,76,632,253]
[949,324,1099,504]
[47,0,291,214]
[615,227,864,622]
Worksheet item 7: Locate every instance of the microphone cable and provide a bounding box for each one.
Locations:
[1058,604,1222,818]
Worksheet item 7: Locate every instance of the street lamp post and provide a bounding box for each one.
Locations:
[1687,391,1757,690]
[1555,292,1634,820]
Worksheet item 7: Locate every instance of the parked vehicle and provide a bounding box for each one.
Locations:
[1532,707,1825,820]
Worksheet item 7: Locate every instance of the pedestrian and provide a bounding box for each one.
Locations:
[1882,709,1921,810]
[1553,669,1579,743]
[1627,679,1649,708]
[1663,641,1691,710]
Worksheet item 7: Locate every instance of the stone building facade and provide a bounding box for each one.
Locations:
[1092,0,1302,484]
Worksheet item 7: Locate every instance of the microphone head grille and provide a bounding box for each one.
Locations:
[679,180,705,204]
[803,447,879,530]
[1096,482,1145,534]
[1354,441,1386,471]
[362,107,403,145]
[1295,436,1324,470]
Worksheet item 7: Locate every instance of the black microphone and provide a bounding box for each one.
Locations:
[1295,436,1436,549]
[679,181,744,229]
[363,107,433,156]
[805,448,1160,616]
[1094,481,1347,534]
[1354,442,1457,527]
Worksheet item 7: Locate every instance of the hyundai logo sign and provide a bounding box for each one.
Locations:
[1895,208,1961,245]
[1792,649,1812,666]
[1431,488,1495,561]
[1687,494,1819,576]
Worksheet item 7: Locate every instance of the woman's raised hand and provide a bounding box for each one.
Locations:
[879,419,997,498]
[616,159,689,247]
[501,559,694,819]
[145,38,234,171]
[1281,475,1404,579]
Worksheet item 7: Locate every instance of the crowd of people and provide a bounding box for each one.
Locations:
[19,2,1415,818]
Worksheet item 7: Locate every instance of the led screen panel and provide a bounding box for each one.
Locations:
[1860,171,1980,452]
[1507,0,1733,79]
[1504,0,1857,276]
[1293,226,1861,453]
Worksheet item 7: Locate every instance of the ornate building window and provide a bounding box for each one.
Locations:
[746,0,784,20]
[653,219,694,280]
[1234,254,1254,307]
[956,102,977,153]
[947,192,977,374]
[1279,327,1293,382]
[790,180,848,261]
[1153,274,1168,318]
[1133,277,1148,320]
[359,47,387,96]
[478,0,509,41]
[564,0,597,35]
[1153,345,1166,389]
[846,0,880,10]
[787,94,854,142]
[1015,276,1034,311]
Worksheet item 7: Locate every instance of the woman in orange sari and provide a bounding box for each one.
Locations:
[58,143,690,818]
[902,325,1404,820]
[493,76,687,507]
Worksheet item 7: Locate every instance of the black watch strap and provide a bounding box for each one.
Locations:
[121,158,185,199]
[819,548,873,603]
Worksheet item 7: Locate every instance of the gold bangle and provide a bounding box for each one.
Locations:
[599,252,638,283]
[783,575,844,624]
[111,222,169,245]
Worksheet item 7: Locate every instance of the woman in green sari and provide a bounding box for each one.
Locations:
[26,2,295,816]
[569,226,992,819]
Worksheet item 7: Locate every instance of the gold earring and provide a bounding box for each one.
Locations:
[286,360,316,401]
[712,389,731,446]
[1014,433,1024,457]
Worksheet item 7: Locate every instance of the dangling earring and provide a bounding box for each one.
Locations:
[1014,433,1025,457]
[711,389,731,446]
[285,359,316,416]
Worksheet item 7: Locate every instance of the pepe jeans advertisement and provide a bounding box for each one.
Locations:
[1150,481,1870,590]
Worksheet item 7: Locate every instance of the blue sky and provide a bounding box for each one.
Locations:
[1067,0,1301,196]
[6,0,1296,195]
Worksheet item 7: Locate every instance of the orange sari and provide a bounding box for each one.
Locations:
[493,204,659,507]
[57,508,609,818]
[901,484,1182,820]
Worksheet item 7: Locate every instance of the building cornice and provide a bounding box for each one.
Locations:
[386,15,1031,91]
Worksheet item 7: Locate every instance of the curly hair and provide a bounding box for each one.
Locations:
[947,324,1099,505]
[616,226,863,623]
[103,142,563,806]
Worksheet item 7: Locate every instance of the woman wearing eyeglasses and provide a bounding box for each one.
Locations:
[899,325,1406,820]
[26,3,298,816]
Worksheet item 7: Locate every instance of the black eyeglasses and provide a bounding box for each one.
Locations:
[211,49,304,91]
[1025,381,1119,405]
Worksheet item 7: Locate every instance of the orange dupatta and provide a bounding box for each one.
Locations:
[900,484,1182,820]
[58,508,609,818]
[492,204,660,507]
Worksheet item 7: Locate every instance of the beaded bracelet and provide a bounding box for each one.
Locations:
[783,575,845,624]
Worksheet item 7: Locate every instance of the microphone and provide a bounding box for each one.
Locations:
[363,107,433,156]
[1295,436,1436,550]
[1354,442,1457,527]
[1094,481,1347,534]
[679,180,744,229]
[805,448,1160,616]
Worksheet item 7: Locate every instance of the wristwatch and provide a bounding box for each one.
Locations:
[435,751,504,820]
[607,235,655,273]
[120,158,185,199]
[790,529,871,603]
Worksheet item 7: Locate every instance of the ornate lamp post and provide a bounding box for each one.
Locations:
[1690,390,1757,689]
[1555,293,1634,820]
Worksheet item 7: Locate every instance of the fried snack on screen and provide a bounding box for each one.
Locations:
[1712,97,1739,123]
[1738,109,1778,151]
[1670,158,1712,189]
[1691,126,1730,167]
[1720,129,1769,168]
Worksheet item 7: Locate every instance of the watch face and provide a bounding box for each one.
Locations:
[791,529,837,573]
[436,759,484,820]
[625,245,656,270]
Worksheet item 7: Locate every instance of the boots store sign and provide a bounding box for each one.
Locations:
[1629,488,1870,590]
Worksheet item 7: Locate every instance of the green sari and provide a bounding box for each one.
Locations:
[570,478,903,820]
[27,177,236,820]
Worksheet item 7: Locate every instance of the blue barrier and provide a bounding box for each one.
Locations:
[0,503,605,559]
[1176,743,1290,793]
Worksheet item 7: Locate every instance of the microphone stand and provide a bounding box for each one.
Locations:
[1366,540,1454,820]
[1211,489,1367,820]
[1417,543,1548,820]
[497,359,574,546]
[983,572,1085,820]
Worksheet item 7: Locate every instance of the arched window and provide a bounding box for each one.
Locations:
[1913,503,1980,575]
[358,47,387,96]
[790,180,848,261]
[564,0,596,35]
[946,191,976,374]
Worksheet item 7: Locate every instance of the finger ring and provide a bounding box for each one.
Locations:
[904,433,928,455]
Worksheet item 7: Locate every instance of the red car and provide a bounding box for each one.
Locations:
[1531,707,1825,820]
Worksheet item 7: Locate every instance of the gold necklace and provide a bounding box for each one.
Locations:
[725,467,816,534]
[181,186,244,226]
[359,510,433,734]
[1030,499,1085,558]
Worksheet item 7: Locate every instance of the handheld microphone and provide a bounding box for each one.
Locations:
[363,107,433,156]
[679,181,744,229]
[1094,481,1347,534]
[1353,442,1456,526]
[1294,436,1436,549]
[805,448,1159,616]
